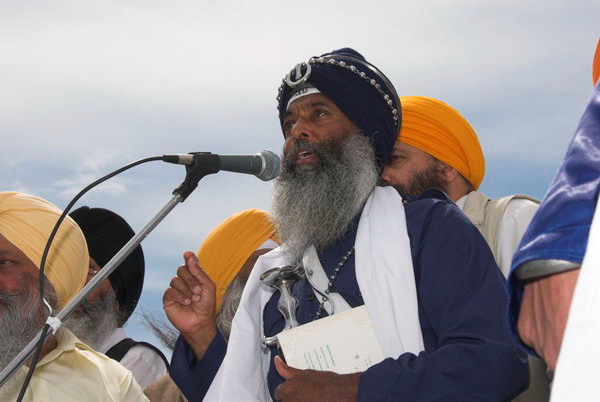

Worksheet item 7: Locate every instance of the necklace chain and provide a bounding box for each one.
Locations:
[313,247,355,320]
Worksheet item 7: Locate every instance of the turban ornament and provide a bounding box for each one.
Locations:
[397,96,485,190]
[0,192,88,309]
[70,206,144,324]
[276,48,401,170]
[197,209,278,310]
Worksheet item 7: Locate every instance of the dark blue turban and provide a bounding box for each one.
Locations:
[70,206,145,326]
[277,48,401,169]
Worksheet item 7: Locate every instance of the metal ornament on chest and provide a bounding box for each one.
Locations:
[260,264,305,348]
[312,246,354,320]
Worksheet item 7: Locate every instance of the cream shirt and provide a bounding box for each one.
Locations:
[457,195,538,277]
[8,328,148,402]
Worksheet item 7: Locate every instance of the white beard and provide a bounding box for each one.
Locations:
[64,288,120,349]
[272,134,378,261]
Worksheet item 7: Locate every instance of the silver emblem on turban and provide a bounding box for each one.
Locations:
[285,62,312,88]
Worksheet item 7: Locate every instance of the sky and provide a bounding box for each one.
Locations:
[1,0,598,358]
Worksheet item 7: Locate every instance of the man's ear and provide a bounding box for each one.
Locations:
[439,162,459,184]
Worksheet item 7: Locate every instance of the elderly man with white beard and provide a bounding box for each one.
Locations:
[0,192,147,401]
[167,48,529,401]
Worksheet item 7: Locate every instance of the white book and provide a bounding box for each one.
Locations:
[277,305,384,374]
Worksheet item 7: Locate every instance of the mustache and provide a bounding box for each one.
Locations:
[283,140,320,163]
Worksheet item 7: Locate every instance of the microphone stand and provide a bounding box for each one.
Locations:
[0,153,220,388]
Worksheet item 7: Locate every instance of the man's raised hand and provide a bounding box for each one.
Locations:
[163,251,218,359]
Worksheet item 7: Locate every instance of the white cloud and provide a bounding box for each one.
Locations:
[2,0,598,352]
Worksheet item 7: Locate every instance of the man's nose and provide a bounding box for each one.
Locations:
[289,117,313,141]
[379,168,393,186]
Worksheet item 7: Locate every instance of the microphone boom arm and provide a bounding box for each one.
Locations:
[0,156,221,389]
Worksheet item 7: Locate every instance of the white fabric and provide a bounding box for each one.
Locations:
[286,87,321,110]
[204,186,424,401]
[97,327,168,390]
[457,195,538,277]
[259,239,279,250]
[550,200,600,401]
[303,246,352,315]
[10,328,148,402]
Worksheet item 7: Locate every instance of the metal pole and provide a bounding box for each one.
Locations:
[0,194,183,387]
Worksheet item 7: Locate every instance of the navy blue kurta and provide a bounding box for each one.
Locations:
[170,189,529,401]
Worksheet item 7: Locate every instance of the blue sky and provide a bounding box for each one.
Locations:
[2,0,598,357]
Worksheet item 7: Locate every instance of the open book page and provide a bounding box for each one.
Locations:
[277,305,384,374]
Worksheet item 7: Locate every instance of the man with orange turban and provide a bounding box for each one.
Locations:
[161,208,278,399]
[380,96,539,278]
[380,97,547,401]
[0,192,147,401]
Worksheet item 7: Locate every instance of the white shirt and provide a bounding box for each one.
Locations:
[97,327,168,390]
[457,194,539,277]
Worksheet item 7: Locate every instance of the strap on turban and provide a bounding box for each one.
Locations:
[397,96,485,190]
[0,192,88,309]
[197,209,278,310]
[277,48,401,170]
[593,38,599,87]
[70,206,144,325]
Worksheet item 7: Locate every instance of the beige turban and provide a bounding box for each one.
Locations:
[0,192,88,309]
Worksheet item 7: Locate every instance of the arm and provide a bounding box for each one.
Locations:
[163,251,225,401]
[517,268,580,370]
[358,201,529,401]
[169,331,228,401]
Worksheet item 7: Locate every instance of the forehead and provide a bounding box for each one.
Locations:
[0,233,27,257]
[0,234,40,277]
[286,93,340,114]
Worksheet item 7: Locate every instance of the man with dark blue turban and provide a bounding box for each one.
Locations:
[168,48,528,401]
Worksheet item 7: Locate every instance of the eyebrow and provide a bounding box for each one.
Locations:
[284,101,331,118]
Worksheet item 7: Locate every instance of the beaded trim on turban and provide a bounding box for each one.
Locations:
[276,48,401,169]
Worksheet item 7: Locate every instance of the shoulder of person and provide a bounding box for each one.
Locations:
[404,188,466,222]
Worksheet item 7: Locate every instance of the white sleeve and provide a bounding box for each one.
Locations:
[496,199,539,278]
[119,345,169,390]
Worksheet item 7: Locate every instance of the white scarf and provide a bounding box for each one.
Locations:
[205,186,424,401]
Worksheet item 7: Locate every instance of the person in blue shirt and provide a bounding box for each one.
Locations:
[165,47,529,401]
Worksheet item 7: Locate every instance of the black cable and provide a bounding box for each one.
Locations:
[15,155,163,401]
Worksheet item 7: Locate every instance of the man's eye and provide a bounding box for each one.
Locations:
[314,109,328,118]
[283,120,295,133]
[0,259,12,265]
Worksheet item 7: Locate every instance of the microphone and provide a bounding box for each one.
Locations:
[163,150,281,181]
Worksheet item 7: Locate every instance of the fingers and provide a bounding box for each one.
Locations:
[162,286,191,308]
[183,252,216,291]
[162,251,217,309]
[274,356,298,380]
[176,255,203,295]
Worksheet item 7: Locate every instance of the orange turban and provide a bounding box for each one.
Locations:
[593,38,599,87]
[0,192,88,309]
[397,96,485,190]
[197,209,278,310]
